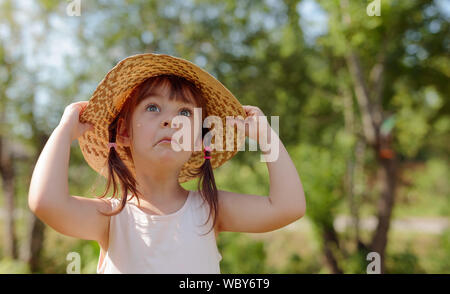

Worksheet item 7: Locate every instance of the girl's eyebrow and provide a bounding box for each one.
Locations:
[142,95,195,107]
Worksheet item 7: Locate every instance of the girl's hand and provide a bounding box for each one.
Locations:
[58,101,95,142]
[228,105,271,146]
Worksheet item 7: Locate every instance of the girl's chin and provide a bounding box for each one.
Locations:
[154,146,181,153]
[153,143,194,153]
[148,148,191,159]
[153,142,181,149]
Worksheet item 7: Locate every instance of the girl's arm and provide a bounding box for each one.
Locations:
[28,102,111,248]
[217,106,306,233]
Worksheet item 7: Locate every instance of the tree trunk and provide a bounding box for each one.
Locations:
[322,226,343,274]
[370,153,397,273]
[25,214,46,272]
[0,141,18,259]
[25,132,49,272]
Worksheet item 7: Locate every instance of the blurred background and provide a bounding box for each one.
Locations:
[0,0,448,274]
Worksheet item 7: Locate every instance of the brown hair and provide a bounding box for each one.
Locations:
[95,74,218,235]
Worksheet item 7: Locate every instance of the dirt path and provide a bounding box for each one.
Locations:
[280,215,449,235]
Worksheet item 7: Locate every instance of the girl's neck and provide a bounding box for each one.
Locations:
[132,160,187,203]
[134,182,187,204]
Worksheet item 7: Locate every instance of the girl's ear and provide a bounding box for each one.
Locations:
[116,117,131,146]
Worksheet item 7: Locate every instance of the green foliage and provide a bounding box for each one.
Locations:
[386,242,426,274]
[218,232,269,274]
[391,85,442,158]
[277,252,323,274]
[0,258,31,274]
[71,240,101,274]
[394,158,449,217]
[343,249,371,274]
[434,229,450,273]
[291,143,346,229]
[38,233,99,274]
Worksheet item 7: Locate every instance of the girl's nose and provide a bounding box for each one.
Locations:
[160,114,182,129]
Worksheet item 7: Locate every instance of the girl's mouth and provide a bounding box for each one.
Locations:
[158,140,172,144]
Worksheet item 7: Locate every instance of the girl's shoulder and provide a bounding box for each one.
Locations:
[102,197,123,211]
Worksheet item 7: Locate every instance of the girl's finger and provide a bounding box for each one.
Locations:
[229,117,244,126]
[79,102,89,116]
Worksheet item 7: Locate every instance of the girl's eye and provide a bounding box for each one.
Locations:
[180,108,192,117]
[145,104,160,112]
[145,103,192,117]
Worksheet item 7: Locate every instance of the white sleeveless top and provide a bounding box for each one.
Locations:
[97,190,222,274]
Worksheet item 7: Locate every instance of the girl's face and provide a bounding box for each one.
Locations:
[117,84,202,168]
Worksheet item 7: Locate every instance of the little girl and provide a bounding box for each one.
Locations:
[28,53,306,274]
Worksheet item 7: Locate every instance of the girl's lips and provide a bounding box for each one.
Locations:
[155,136,173,146]
[158,139,172,144]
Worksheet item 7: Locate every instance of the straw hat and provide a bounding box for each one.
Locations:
[78,53,247,183]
